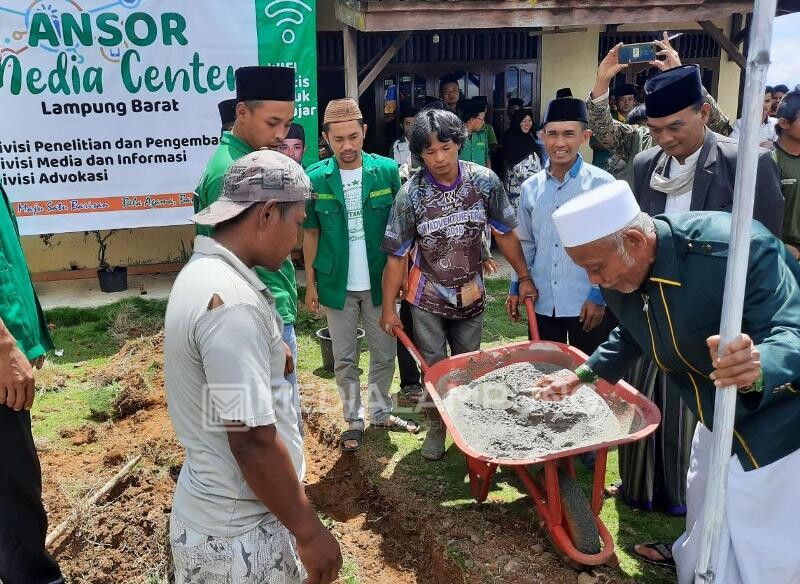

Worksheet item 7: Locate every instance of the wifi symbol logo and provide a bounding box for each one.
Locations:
[265,0,313,45]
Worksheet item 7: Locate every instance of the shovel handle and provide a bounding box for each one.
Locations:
[393,325,431,375]
[524,296,540,341]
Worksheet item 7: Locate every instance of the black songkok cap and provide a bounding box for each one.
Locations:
[217,98,237,126]
[612,83,637,99]
[235,66,295,102]
[644,65,703,118]
[286,123,305,142]
[555,87,573,99]
[543,98,588,124]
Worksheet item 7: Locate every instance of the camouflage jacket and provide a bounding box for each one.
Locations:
[587,90,734,184]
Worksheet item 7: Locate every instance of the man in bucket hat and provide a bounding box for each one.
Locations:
[165,150,342,584]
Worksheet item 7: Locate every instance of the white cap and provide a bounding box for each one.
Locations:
[552,180,641,248]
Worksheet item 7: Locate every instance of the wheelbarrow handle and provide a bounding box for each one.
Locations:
[394,296,539,372]
[524,296,540,342]
[393,326,431,374]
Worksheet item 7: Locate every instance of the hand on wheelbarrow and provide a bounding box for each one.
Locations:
[506,280,538,322]
[529,369,583,402]
[380,307,402,337]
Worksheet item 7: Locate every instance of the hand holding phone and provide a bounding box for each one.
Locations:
[618,42,657,64]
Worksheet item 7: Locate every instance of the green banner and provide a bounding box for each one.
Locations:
[255,0,319,167]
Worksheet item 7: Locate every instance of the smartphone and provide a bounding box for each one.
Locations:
[618,42,657,64]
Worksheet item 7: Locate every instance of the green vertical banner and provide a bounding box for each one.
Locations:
[255,0,319,167]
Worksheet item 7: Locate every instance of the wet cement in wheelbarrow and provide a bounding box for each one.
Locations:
[442,362,622,460]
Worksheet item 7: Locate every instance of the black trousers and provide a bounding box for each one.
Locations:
[533,312,611,357]
[0,406,64,584]
[396,300,421,388]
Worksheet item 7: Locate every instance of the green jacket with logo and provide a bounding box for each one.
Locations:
[459,129,489,168]
[0,186,53,360]
[304,152,401,309]
[194,132,298,325]
[586,213,800,471]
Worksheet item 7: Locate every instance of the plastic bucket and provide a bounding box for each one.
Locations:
[97,267,128,293]
[316,327,365,372]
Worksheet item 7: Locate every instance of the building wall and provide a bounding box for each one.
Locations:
[22,226,195,273]
[715,20,743,120]
[540,26,602,161]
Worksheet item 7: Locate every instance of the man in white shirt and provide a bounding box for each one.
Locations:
[304,99,419,453]
[165,150,342,584]
[730,86,778,148]
[391,109,415,165]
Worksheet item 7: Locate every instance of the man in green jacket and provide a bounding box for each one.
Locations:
[460,99,491,169]
[195,66,305,432]
[540,180,800,584]
[304,98,418,452]
[0,186,64,584]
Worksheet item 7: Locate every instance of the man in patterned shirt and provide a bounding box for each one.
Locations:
[380,108,535,460]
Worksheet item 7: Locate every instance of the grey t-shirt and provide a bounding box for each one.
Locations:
[164,235,304,537]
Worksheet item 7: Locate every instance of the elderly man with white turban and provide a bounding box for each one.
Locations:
[537,180,800,584]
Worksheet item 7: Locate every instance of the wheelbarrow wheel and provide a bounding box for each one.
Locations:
[558,468,602,556]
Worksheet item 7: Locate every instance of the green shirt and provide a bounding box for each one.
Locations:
[775,144,800,246]
[485,123,499,152]
[0,187,53,360]
[304,153,401,310]
[459,129,489,167]
[195,132,298,324]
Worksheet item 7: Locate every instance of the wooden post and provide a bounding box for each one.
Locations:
[698,20,746,69]
[343,25,359,99]
[358,32,411,97]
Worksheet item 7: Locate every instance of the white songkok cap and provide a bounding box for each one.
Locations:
[552,180,641,248]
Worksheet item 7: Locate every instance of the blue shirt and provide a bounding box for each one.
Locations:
[510,154,614,317]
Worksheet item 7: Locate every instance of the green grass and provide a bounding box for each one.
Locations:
[31,298,168,444]
[46,298,167,363]
[31,383,118,442]
[339,558,361,584]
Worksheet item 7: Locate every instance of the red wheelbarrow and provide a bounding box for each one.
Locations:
[395,298,661,567]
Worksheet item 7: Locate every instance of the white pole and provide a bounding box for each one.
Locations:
[694,1,777,582]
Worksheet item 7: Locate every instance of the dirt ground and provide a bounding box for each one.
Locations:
[40,333,435,583]
[40,333,622,583]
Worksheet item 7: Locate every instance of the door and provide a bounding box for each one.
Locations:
[492,63,539,133]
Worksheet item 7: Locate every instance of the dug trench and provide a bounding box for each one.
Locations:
[38,333,624,583]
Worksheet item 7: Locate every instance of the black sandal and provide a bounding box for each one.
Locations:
[629,541,676,568]
[340,429,363,453]
[604,481,623,498]
[399,384,424,405]
[372,415,421,434]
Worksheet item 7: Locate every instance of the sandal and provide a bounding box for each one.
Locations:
[340,429,364,453]
[372,415,421,434]
[629,541,676,568]
[399,384,424,405]
[604,481,623,498]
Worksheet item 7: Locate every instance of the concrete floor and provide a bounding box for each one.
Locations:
[34,254,515,310]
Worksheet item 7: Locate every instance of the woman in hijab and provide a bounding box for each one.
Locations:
[503,109,542,209]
